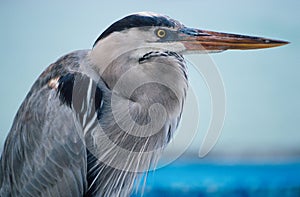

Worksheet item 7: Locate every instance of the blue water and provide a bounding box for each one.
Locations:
[132,161,300,197]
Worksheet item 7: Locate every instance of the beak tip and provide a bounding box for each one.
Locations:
[264,39,290,49]
[282,40,290,45]
[270,39,290,44]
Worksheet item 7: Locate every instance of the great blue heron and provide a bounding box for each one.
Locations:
[0,12,287,197]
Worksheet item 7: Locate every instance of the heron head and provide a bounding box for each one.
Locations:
[92,11,288,56]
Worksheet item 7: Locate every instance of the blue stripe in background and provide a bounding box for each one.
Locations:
[133,161,300,197]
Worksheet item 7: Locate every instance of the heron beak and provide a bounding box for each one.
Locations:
[179,27,289,52]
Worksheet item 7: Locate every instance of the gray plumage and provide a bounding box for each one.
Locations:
[0,47,187,196]
[0,11,287,197]
[0,10,190,195]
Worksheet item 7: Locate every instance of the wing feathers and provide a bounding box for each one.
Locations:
[0,50,105,196]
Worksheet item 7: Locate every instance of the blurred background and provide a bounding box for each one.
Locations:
[1,0,299,196]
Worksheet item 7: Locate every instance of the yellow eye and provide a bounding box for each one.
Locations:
[156,29,166,38]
